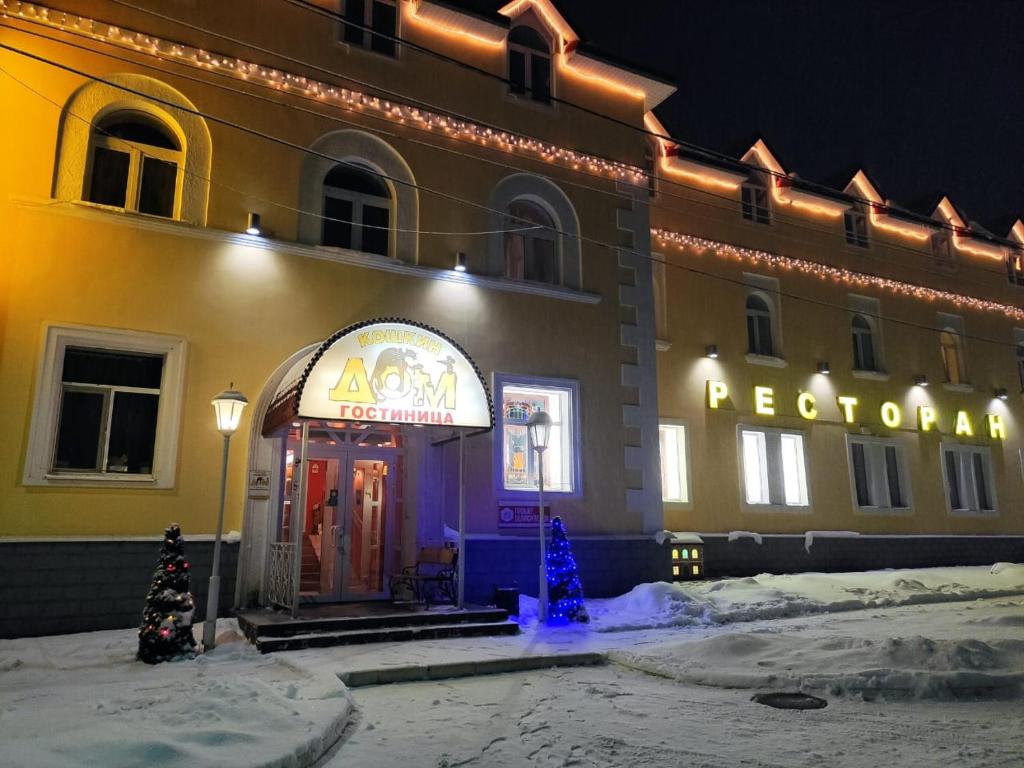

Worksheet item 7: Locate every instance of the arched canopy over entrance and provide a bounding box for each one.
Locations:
[263,319,493,437]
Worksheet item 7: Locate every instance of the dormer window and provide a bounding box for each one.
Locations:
[508,26,551,104]
[85,111,181,219]
[1007,252,1024,287]
[741,177,771,225]
[844,206,869,248]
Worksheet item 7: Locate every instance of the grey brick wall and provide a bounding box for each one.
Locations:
[463,534,1024,606]
[0,540,239,638]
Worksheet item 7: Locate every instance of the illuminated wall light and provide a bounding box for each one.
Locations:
[705,344,719,359]
[996,387,1009,401]
[816,361,830,375]
[454,251,467,272]
[652,228,1024,323]
[245,212,262,236]
[914,374,929,388]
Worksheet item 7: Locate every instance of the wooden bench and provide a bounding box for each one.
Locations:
[388,547,458,606]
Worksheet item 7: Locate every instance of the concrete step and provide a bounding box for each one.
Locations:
[242,607,510,639]
[255,620,520,653]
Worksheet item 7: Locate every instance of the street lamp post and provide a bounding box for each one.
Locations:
[526,411,552,623]
[203,386,248,651]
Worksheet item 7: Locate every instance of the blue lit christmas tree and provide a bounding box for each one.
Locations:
[545,517,589,623]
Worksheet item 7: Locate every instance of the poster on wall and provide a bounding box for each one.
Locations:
[497,504,551,528]
[298,320,493,429]
[248,470,271,499]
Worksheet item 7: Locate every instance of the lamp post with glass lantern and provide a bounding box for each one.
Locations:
[526,410,552,622]
[203,386,248,651]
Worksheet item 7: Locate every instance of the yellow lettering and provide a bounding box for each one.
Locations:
[955,410,973,437]
[880,401,902,429]
[987,414,1007,440]
[706,380,729,409]
[422,371,457,409]
[329,358,375,403]
[918,406,937,432]
[754,386,775,416]
[796,392,817,420]
[837,396,858,423]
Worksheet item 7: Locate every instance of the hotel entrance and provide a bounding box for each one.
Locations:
[280,422,401,602]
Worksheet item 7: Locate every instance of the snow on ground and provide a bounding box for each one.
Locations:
[0,621,352,768]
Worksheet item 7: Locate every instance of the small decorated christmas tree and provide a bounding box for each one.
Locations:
[138,524,197,664]
[545,516,589,624]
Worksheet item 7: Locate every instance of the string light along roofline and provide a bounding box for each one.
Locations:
[0,0,647,186]
[652,227,1024,323]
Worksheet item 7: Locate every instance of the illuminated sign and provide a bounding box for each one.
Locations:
[705,380,1007,439]
[298,321,493,428]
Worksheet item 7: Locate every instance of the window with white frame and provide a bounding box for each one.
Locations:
[24,326,186,487]
[659,422,690,503]
[322,163,392,256]
[745,293,775,356]
[85,111,181,219]
[844,207,869,248]
[1007,252,1024,287]
[739,427,809,507]
[741,179,771,224]
[942,444,997,515]
[504,199,560,284]
[846,436,911,511]
[497,377,578,494]
[340,0,397,56]
[851,314,877,371]
[508,25,552,104]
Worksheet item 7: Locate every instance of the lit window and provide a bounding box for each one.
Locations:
[942,444,996,515]
[498,378,578,494]
[847,437,911,511]
[1007,253,1024,287]
[322,164,392,256]
[508,26,552,104]
[851,314,877,371]
[939,329,965,385]
[24,326,187,488]
[659,423,689,503]
[740,427,809,507]
[745,293,774,357]
[741,181,770,224]
[340,0,397,56]
[504,200,559,284]
[85,111,181,219]
[844,209,869,248]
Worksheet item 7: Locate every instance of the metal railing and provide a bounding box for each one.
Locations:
[268,542,296,610]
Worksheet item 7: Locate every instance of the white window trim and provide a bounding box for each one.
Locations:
[844,434,913,515]
[743,274,782,359]
[848,294,885,374]
[740,180,772,225]
[736,424,812,513]
[507,24,554,106]
[493,372,582,499]
[844,207,870,248]
[24,325,187,488]
[85,133,183,219]
[504,201,560,284]
[322,175,393,255]
[940,442,998,517]
[659,419,692,507]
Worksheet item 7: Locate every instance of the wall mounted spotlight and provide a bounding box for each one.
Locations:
[454,251,467,272]
[817,361,830,375]
[705,344,719,359]
[245,212,262,236]
[914,375,929,388]
[996,388,1009,401]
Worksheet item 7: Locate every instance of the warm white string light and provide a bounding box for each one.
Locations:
[0,0,648,185]
[653,227,1024,323]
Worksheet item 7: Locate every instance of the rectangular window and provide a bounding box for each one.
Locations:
[741,184,770,225]
[340,0,396,56]
[25,326,187,488]
[509,50,527,95]
[1007,254,1024,287]
[844,209,869,248]
[370,0,396,56]
[322,196,354,249]
[659,423,689,503]
[138,156,178,218]
[497,377,579,495]
[739,427,809,508]
[846,436,911,512]
[941,444,997,515]
[88,147,130,208]
[530,54,551,103]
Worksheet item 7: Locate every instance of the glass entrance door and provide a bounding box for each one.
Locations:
[340,457,391,600]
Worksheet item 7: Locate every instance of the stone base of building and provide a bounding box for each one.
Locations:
[0,539,239,639]
[700,534,1024,578]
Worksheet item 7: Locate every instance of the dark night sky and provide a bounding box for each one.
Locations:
[551,0,1024,233]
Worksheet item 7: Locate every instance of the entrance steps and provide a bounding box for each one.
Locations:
[236,605,518,653]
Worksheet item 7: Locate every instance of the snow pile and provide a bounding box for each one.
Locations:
[587,564,1024,633]
[0,621,352,768]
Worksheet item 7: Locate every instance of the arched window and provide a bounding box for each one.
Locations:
[85,111,182,219]
[321,163,392,256]
[851,314,877,371]
[504,200,558,284]
[940,329,964,385]
[746,294,774,356]
[508,26,551,103]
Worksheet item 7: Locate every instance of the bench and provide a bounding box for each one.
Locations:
[388,547,458,606]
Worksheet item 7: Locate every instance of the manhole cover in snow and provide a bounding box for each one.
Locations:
[751,692,828,710]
